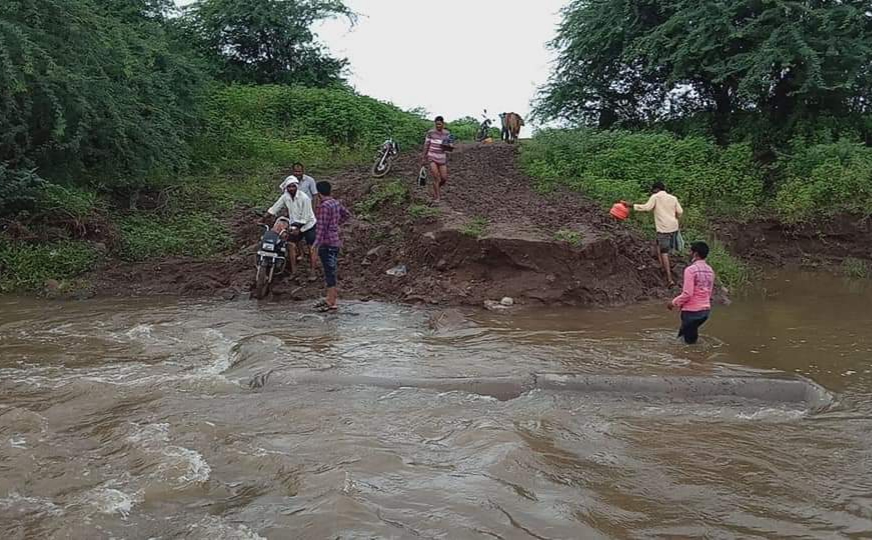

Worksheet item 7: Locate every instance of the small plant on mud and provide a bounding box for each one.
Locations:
[409,204,441,220]
[462,217,489,238]
[117,213,232,262]
[554,229,582,246]
[841,257,870,279]
[0,241,101,292]
[356,179,409,217]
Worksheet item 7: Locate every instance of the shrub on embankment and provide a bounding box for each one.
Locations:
[520,128,872,289]
[522,128,872,224]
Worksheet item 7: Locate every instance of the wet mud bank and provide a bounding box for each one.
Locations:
[714,216,872,268]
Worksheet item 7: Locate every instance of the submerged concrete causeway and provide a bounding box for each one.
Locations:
[259,372,833,409]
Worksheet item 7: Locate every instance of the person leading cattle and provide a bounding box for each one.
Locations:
[422,116,453,202]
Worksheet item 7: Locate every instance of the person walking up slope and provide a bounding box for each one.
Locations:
[669,242,715,344]
[422,116,453,202]
[631,182,684,287]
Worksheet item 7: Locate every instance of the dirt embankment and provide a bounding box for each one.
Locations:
[90,143,676,306]
[713,217,872,267]
[87,142,872,305]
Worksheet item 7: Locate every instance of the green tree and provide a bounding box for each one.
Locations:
[536,0,872,142]
[185,0,355,86]
[0,0,207,208]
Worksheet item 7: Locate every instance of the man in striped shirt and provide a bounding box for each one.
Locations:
[314,181,351,311]
[668,241,715,344]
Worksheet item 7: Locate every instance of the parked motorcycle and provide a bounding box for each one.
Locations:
[371,136,399,178]
[475,109,493,142]
[253,222,288,299]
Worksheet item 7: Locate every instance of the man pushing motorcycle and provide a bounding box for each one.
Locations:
[262,176,317,274]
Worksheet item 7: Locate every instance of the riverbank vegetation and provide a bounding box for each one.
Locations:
[0,0,476,291]
[524,0,872,288]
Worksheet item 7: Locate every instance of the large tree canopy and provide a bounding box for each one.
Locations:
[185,0,355,86]
[535,0,872,141]
[0,0,206,184]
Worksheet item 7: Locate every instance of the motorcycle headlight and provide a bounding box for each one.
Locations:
[261,242,275,251]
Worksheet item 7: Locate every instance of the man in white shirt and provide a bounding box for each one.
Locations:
[280,163,318,202]
[631,181,684,287]
[264,177,318,272]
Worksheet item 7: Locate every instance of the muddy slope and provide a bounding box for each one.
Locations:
[91,143,675,306]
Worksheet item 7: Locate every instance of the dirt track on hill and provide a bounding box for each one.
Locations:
[91,142,677,307]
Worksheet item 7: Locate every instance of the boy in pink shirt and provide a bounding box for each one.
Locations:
[668,241,715,344]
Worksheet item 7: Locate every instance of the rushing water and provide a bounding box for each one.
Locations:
[1,271,872,539]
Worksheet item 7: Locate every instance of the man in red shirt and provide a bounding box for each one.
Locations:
[668,241,715,344]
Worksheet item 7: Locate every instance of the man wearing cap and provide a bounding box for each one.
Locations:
[264,176,317,273]
[279,162,318,202]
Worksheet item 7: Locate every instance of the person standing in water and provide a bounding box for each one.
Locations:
[422,116,453,202]
[631,181,684,287]
[313,181,351,312]
[669,241,715,344]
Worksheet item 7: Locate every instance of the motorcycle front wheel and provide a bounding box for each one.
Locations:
[254,265,272,299]
[371,153,392,178]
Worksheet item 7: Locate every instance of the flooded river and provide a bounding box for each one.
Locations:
[2,271,872,539]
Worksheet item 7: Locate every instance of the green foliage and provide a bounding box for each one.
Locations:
[0,240,100,292]
[0,165,45,215]
[0,0,207,190]
[185,0,354,86]
[538,0,872,141]
[355,179,409,217]
[775,140,872,223]
[554,229,582,246]
[461,217,488,238]
[521,128,764,218]
[196,85,430,171]
[37,184,100,223]
[117,212,231,262]
[841,257,870,279]
[409,204,441,220]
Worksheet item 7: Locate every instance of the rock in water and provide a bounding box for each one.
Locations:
[500,297,514,307]
[484,300,508,312]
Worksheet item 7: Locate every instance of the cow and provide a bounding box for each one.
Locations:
[503,112,524,143]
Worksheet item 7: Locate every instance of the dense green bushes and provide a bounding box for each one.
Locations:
[195,85,431,172]
[521,129,765,218]
[522,128,872,224]
[775,140,872,223]
[0,0,206,197]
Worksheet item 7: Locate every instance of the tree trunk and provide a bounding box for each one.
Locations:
[712,84,732,146]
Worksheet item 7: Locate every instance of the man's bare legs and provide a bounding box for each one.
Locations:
[659,251,675,286]
[429,162,442,201]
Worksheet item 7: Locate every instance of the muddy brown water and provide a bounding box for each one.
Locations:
[2,271,872,539]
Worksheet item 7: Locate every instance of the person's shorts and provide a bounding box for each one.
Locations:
[318,246,340,288]
[428,156,448,166]
[286,223,316,246]
[657,231,679,254]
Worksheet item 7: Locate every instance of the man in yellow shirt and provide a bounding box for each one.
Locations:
[631,182,684,287]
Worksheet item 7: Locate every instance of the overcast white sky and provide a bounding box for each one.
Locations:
[177,0,566,136]
[316,0,565,136]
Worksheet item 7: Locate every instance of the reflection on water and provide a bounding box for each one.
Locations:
[1,271,872,538]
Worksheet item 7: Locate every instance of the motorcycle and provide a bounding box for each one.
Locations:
[253,221,289,299]
[371,136,399,178]
[475,109,493,142]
